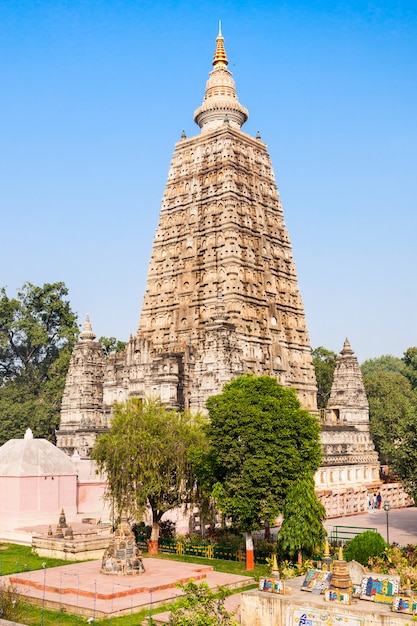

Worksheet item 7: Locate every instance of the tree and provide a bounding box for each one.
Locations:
[392,410,417,502]
[311,347,337,409]
[361,354,405,378]
[92,398,206,552]
[0,282,78,382]
[205,374,322,570]
[363,371,415,466]
[402,347,417,389]
[0,282,79,444]
[99,336,126,357]
[277,477,326,564]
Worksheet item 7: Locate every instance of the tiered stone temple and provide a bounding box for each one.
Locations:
[57,27,317,458]
[316,339,380,499]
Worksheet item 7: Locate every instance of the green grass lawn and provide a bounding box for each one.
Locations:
[1,544,260,625]
[143,550,269,579]
[0,542,85,575]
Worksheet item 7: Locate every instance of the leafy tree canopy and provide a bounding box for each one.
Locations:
[0,282,78,383]
[311,347,337,409]
[99,336,126,357]
[92,398,206,542]
[205,375,322,533]
[363,371,415,463]
[0,282,78,444]
[361,354,405,378]
[392,410,417,502]
[402,347,417,389]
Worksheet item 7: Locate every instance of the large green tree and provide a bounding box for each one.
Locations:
[363,371,415,466]
[392,410,417,502]
[92,398,206,550]
[361,354,405,378]
[387,347,417,496]
[205,374,322,569]
[402,347,417,390]
[277,476,327,564]
[0,282,79,443]
[311,347,338,409]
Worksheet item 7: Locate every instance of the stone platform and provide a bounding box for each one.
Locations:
[4,558,254,619]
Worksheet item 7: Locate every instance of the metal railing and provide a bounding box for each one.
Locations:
[136,536,271,564]
[328,525,377,545]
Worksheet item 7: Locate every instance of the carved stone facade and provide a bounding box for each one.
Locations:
[56,316,107,458]
[316,339,380,496]
[57,28,318,458]
[103,29,317,414]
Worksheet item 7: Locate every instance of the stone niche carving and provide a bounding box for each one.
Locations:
[101,516,145,576]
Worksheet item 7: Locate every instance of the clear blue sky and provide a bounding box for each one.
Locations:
[1,0,416,363]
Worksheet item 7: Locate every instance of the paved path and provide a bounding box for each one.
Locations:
[324,506,417,545]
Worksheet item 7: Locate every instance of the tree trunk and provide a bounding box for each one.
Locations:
[245,532,255,570]
[147,520,160,554]
[297,548,302,566]
[264,520,271,540]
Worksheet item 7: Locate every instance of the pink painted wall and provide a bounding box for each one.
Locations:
[77,481,108,516]
[0,475,77,530]
[0,473,110,532]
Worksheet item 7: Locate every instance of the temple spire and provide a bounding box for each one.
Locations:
[79,314,96,342]
[194,26,248,132]
[212,22,228,67]
[340,337,354,356]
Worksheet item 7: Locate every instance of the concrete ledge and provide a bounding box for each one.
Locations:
[241,577,412,625]
[32,534,113,561]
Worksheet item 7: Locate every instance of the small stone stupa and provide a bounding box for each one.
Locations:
[101,515,145,576]
[325,546,352,605]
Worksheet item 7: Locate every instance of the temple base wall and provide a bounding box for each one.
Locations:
[241,581,410,625]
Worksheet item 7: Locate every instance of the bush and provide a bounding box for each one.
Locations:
[0,581,24,622]
[132,522,152,540]
[159,519,176,539]
[205,525,241,540]
[170,580,238,625]
[344,531,388,566]
[254,538,277,554]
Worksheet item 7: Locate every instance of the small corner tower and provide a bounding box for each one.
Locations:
[56,315,106,458]
[317,339,380,494]
[327,338,370,428]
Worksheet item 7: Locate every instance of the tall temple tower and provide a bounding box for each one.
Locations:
[57,28,317,457]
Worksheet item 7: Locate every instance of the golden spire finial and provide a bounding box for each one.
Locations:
[194,24,248,131]
[212,21,228,67]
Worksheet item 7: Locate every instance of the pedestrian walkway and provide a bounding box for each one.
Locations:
[324,506,417,545]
